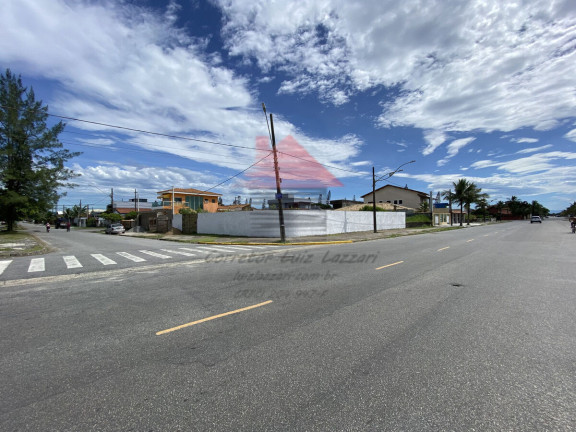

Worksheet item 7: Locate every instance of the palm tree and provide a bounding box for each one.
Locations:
[495,200,505,221]
[464,184,488,225]
[452,179,470,226]
[452,179,487,225]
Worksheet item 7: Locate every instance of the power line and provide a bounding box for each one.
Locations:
[49,108,367,176]
[205,152,273,192]
[4,103,377,184]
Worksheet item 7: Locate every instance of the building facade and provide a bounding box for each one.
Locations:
[361,185,429,210]
[156,188,222,213]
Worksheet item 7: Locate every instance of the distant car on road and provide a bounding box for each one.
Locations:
[105,223,126,234]
[530,216,542,223]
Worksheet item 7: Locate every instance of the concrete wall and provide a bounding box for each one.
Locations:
[198,210,405,238]
[173,214,182,231]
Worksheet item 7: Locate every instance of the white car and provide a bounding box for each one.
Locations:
[530,216,542,223]
[105,223,126,234]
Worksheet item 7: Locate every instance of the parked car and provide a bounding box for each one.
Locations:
[530,215,542,223]
[105,223,126,234]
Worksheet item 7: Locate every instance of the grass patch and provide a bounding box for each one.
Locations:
[0,231,47,257]
[406,214,432,223]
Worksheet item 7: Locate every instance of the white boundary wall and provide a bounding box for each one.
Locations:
[198,210,405,237]
[172,214,183,231]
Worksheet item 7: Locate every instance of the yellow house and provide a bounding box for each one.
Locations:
[156,188,221,213]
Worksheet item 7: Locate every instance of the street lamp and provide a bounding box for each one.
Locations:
[372,160,415,233]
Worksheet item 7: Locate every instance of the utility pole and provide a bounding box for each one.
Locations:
[262,108,286,243]
[110,188,114,213]
[448,189,453,226]
[372,161,416,233]
[135,189,139,230]
[269,113,286,242]
[372,167,377,233]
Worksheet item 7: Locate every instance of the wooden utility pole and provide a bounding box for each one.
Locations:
[372,167,377,233]
[269,114,286,242]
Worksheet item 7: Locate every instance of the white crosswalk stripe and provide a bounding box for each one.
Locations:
[117,252,147,262]
[91,254,117,265]
[160,249,197,257]
[0,260,13,275]
[28,258,45,272]
[63,255,83,269]
[178,247,205,253]
[139,250,171,259]
[195,245,253,253]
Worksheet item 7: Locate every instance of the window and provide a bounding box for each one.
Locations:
[174,197,182,203]
[399,200,403,204]
[393,200,398,204]
[212,199,216,203]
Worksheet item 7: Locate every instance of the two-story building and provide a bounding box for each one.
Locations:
[156,188,222,213]
[361,185,429,210]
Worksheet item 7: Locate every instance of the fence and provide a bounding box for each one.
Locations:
[197,210,405,238]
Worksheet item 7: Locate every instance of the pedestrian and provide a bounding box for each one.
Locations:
[66,221,71,232]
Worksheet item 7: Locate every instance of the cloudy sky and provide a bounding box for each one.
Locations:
[2,0,576,211]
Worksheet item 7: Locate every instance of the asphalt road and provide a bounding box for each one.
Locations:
[1,219,575,431]
[1,224,299,281]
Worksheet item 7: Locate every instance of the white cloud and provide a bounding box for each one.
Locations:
[564,129,576,142]
[216,0,576,134]
[422,130,447,156]
[512,137,539,143]
[0,0,361,178]
[437,137,476,166]
[516,144,553,154]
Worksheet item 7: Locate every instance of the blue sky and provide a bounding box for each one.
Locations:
[2,0,576,212]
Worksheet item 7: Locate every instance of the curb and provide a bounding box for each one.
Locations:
[196,240,354,246]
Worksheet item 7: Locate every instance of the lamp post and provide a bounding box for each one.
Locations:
[372,160,415,233]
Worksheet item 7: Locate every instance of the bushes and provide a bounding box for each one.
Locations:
[179,207,196,215]
[359,205,386,212]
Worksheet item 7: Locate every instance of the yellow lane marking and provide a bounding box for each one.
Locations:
[466,239,475,242]
[375,261,404,270]
[156,300,273,335]
[437,247,450,251]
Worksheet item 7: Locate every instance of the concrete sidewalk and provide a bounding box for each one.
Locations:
[123,224,472,245]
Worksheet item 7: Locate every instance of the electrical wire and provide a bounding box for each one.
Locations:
[204,152,273,192]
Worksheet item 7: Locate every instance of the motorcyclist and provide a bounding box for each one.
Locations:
[46,222,51,232]
[571,218,576,233]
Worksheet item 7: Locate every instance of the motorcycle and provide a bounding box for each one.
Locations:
[46,223,50,233]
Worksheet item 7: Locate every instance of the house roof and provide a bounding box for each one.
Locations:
[157,188,222,197]
[114,207,154,214]
[360,184,428,198]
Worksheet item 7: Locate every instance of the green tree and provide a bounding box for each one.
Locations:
[464,184,487,225]
[0,69,80,231]
[452,178,470,226]
[99,212,123,223]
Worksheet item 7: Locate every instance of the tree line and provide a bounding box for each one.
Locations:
[437,179,549,226]
[0,69,80,231]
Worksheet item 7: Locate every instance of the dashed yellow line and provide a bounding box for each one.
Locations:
[156,300,273,335]
[437,246,450,251]
[375,261,404,270]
